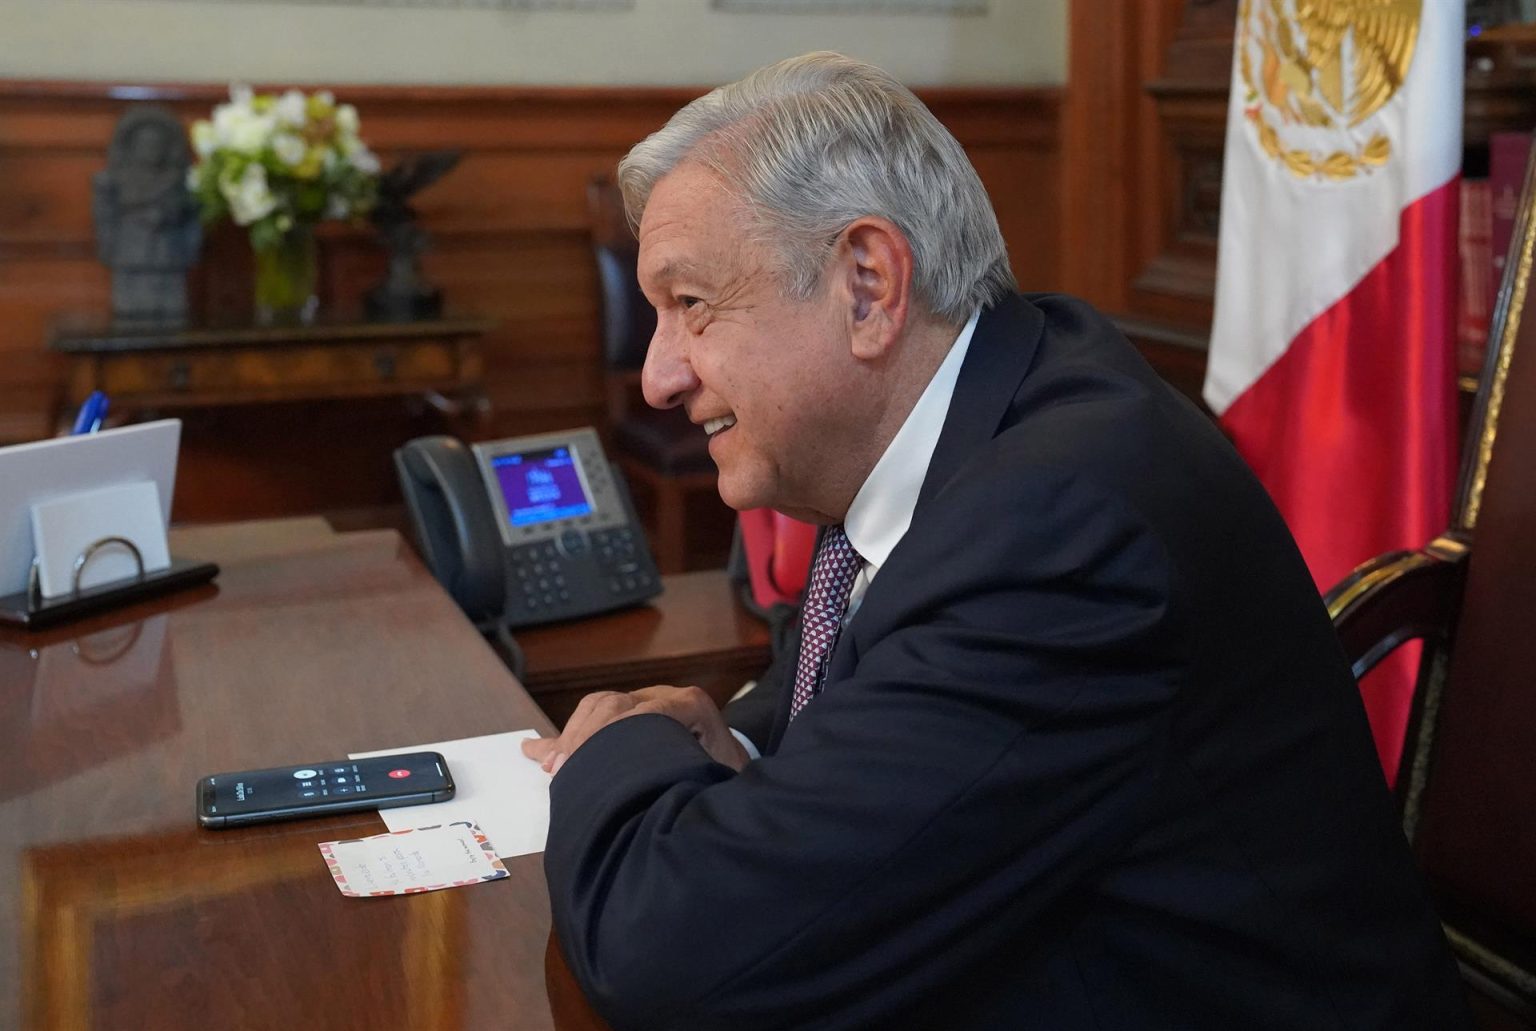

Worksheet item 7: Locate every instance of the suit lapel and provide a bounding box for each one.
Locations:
[914,293,1043,519]
[772,295,1044,749]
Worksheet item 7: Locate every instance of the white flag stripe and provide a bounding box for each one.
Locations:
[1204,5,1463,415]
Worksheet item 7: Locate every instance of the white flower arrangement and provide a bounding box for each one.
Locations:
[187,86,380,252]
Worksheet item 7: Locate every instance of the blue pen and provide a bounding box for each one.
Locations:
[71,391,109,435]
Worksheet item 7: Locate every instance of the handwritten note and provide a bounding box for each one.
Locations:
[319,820,509,897]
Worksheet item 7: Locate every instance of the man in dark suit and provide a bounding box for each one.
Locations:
[523,53,1470,1030]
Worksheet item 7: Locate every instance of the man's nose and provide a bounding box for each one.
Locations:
[641,324,699,411]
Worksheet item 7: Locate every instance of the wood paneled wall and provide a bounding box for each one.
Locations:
[0,81,1061,524]
[1060,0,1232,404]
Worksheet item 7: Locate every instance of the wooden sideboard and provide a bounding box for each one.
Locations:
[50,315,493,425]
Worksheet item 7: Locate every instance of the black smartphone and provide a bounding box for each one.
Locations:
[197,751,455,829]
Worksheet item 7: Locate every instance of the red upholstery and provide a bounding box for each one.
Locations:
[736,508,816,609]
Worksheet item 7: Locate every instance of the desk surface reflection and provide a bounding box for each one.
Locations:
[0,521,608,1031]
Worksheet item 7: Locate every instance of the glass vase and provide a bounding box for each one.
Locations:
[253,226,319,325]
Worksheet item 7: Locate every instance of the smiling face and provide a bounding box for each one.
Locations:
[637,161,873,523]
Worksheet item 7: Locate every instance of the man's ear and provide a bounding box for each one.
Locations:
[840,217,913,361]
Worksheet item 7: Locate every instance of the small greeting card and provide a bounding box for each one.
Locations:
[318,820,509,897]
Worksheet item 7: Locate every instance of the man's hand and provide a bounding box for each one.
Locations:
[521,685,751,776]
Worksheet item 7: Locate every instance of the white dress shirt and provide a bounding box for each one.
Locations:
[842,306,981,616]
[731,308,982,759]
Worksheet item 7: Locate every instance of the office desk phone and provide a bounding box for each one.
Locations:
[396,428,663,629]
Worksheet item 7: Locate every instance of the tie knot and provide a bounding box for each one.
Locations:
[808,526,862,599]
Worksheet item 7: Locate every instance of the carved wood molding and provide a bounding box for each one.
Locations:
[1062,0,1234,337]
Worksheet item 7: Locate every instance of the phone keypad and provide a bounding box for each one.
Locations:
[592,528,655,595]
[502,529,658,626]
[514,544,571,612]
[297,764,368,798]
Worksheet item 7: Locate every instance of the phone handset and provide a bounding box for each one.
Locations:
[394,436,505,621]
[394,436,525,678]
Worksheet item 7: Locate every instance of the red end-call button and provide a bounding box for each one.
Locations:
[388,769,411,779]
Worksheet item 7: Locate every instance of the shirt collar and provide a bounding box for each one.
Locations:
[844,307,981,573]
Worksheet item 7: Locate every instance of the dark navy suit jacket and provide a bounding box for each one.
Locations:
[544,293,1470,1030]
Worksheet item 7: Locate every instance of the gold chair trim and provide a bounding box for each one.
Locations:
[1464,158,1536,531]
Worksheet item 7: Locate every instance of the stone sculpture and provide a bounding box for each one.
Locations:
[92,105,202,323]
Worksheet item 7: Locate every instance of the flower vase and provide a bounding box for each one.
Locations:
[253,227,319,324]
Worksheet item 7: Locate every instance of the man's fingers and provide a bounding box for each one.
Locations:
[522,687,737,777]
[522,736,557,762]
[524,691,645,775]
[629,689,747,771]
[632,684,712,720]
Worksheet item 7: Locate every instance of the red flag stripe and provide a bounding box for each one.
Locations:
[1218,178,1459,781]
[1219,178,1459,595]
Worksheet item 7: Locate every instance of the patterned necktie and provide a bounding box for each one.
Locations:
[790,525,863,721]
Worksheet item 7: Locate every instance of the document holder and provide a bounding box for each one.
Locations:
[0,539,218,629]
[0,419,212,628]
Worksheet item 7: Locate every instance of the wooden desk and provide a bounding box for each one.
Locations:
[49,316,493,423]
[518,570,774,726]
[0,521,606,1030]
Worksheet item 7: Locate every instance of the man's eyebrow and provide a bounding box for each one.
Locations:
[650,258,710,285]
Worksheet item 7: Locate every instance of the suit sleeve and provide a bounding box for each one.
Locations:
[544,466,1185,1031]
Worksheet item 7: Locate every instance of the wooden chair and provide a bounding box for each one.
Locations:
[1326,142,1536,1029]
[586,174,724,573]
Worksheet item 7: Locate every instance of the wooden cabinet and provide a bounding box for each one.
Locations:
[51,316,493,420]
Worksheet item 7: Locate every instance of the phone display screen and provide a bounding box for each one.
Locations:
[198,751,452,827]
[490,446,594,527]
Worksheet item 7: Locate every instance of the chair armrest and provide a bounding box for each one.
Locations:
[1324,534,1470,680]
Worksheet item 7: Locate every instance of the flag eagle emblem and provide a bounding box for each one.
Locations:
[1237,0,1422,180]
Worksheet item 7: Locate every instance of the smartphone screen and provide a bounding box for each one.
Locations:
[197,751,454,828]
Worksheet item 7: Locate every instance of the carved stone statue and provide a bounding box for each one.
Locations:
[92,105,202,324]
[366,150,460,321]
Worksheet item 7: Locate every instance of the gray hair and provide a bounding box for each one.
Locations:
[617,52,1016,323]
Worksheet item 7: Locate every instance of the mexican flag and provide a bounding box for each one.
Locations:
[1205,0,1463,780]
